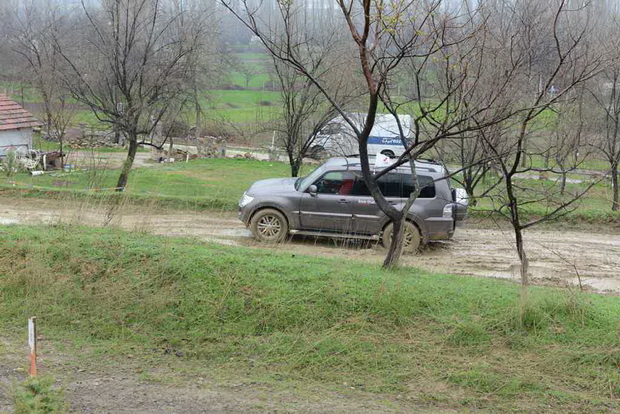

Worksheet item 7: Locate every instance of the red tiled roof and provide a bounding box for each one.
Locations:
[0,94,42,131]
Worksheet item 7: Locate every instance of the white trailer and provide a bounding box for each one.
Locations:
[311,113,413,158]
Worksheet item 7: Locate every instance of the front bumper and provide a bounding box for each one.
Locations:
[238,206,251,227]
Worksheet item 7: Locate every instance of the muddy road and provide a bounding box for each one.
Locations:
[1,196,619,293]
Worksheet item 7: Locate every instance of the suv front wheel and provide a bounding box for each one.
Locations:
[381,221,421,253]
[250,208,289,243]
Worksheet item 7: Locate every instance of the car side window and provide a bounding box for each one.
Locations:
[402,174,436,198]
[352,175,371,196]
[352,173,436,198]
[378,174,401,198]
[314,171,356,195]
[351,173,400,197]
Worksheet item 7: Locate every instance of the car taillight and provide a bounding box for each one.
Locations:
[442,204,453,218]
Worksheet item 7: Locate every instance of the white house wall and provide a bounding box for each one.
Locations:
[0,128,33,155]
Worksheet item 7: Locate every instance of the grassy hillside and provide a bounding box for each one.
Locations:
[0,225,619,411]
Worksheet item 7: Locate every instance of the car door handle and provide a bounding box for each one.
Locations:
[388,201,398,205]
[338,199,349,204]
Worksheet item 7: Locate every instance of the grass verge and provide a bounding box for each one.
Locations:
[4,156,619,225]
[2,158,300,212]
[0,225,619,411]
[12,376,68,414]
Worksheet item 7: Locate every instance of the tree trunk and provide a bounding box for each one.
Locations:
[514,225,529,286]
[290,159,301,177]
[384,157,423,268]
[612,163,619,211]
[464,169,476,197]
[505,176,529,288]
[59,135,64,169]
[560,171,567,196]
[194,87,202,140]
[116,137,138,191]
[512,221,531,316]
[383,213,405,268]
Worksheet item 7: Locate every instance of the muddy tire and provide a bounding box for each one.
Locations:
[250,208,288,243]
[381,221,421,254]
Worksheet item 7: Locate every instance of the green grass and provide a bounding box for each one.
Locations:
[229,52,273,88]
[2,158,304,211]
[13,376,68,414]
[32,133,60,152]
[229,72,272,89]
[207,90,281,123]
[2,79,282,127]
[1,225,619,411]
[0,81,41,103]
[234,52,270,60]
[474,179,619,223]
[4,156,619,223]
[71,110,105,127]
[526,154,612,172]
[229,52,272,89]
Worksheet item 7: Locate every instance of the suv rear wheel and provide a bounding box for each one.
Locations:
[381,221,421,253]
[250,208,288,243]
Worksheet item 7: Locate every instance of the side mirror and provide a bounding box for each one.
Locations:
[308,184,318,196]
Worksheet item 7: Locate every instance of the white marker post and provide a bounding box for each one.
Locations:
[28,317,37,377]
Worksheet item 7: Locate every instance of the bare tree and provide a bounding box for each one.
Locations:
[10,0,65,137]
[53,0,198,190]
[268,21,359,177]
[174,0,226,142]
[474,0,603,292]
[586,19,620,211]
[9,0,78,168]
[238,61,260,88]
[48,96,76,168]
[546,95,589,196]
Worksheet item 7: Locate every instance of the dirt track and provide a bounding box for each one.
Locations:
[1,196,619,293]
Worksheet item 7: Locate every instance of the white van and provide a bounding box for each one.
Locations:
[310,113,413,158]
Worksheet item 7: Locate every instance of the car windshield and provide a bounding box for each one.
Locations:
[296,166,325,190]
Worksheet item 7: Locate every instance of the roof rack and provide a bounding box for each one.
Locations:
[338,159,439,173]
[344,154,437,163]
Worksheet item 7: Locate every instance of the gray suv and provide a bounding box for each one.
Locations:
[238,157,468,252]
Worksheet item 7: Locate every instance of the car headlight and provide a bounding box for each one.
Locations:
[239,192,254,208]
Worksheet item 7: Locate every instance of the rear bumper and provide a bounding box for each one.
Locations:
[424,217,455,241]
